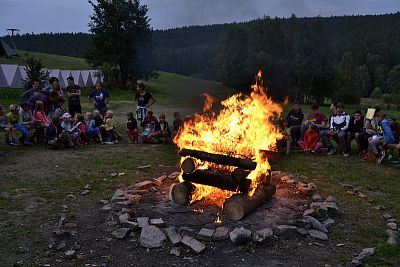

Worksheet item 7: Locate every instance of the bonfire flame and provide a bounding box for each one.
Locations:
[174,71,283,202]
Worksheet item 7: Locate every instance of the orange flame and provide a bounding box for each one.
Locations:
[174,71,283,202]
[283,96,290,105]
[202,93,215,112]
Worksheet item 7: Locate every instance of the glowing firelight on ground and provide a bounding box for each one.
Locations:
[215,213,222,224]
[174,71,283,203]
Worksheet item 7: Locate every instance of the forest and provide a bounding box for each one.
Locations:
[4,13,400,104]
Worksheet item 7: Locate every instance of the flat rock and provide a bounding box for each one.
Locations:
[80,189,91,196]
[303,215,328,233]
[134,181,153,190]
[113,188,126,197]
[252,228,274,243]
[150,218,165,227]
[297,228,309,236]
[112,228,130,239]
[140,225,167,248]
[178,226,196,236]
[137,217,149,228]
[99,199,109,205]
[111,196,127,203]
[387,219,396,223]
[386,229,398,238]
[324,201,339,216]
[388,223,397,230]
[230,227,252,244]
[84,184,92,190]
[383,213,392,219]
[137,165,152,170]
[308,202,328,219]
[153,175,168,186]
[170,247,181,257]
[309,229,328,240]
[118,213,131,224]
[322,218,335,229]
[110,172,118,177]
[198,228,215,241]
[273,225,298,239]
[65,194,76,201]
[121,221,138,231]
[213,227,229,241]
[351,248,375,266]
[165,227,182,245]
[387,236,397,246]
[102,204,112,211]
[181,235,205,253]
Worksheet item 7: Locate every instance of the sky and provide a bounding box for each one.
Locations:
[0,0,399,35]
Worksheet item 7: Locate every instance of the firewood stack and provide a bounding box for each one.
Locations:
[171,148,276,220]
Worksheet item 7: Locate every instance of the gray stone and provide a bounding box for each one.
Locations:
[121,221,138,231]
[181,235,206,253]
[309,229,328,240]
[387,219,397,223]
[312,194,323,202]
[351,248,375,266]
[80,189,91,196]
[386,229,398,238]
[273,225,298,239]
[178,226,196,236]
[84,184,92,190]
[322,218,335,229]
[383,213,392,219]
[310,202,329,219]
[102,204,112,211]
[198,228,215,241]
[111,196,128,203]
[326,195,337,203]
[64,250,76,259]
[230,227,252,244]
[110,172,118,177]
[134,181,153,190]
[324,201,339,216]
[170,247,181,257]
[112,228,130,239]
[99,199,109,205]
[118,213,131,224]
[292,219,312,230]
[165,227,182,245]
[252,228,274,243]
[111,203,122,212]
[387,236,397,246]
[65,194,76,201]
[140,225,167,248]
[137,217,149,228]
[297,228,309,236]
[388,223,397,230]
[303,215,328,233]
[298,186,316,197]
[150,218,165,227]
[213,227,229,241]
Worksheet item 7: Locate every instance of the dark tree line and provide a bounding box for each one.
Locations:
[4,12,400,104]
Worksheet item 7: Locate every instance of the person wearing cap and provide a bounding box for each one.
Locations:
[60,112,79,147]
[7,105,31,145]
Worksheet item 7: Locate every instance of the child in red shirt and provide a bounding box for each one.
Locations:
[298,124,321,154]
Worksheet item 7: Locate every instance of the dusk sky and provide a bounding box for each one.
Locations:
[0,0,399,35]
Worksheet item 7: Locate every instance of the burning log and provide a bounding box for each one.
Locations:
[223,184,276,220]
[179,149,257,170]
[181,157,197,174]
[171,181,195,205]
[231,168,249,184]
[182,170,250,192]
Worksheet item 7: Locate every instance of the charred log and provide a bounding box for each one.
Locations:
[230,168,249,184]
[181,170,244,192]
[181,157,197,174]
[223,184,276,220]
[179,149,257,170]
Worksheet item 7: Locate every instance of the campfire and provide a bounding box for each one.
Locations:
[171,71,283,220]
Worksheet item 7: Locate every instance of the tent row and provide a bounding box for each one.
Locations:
[0,64,102,89]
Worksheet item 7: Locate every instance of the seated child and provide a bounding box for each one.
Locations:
[172,112,183,137]
[46,117,63,149]
[126,112,138,144]
[93,109,105,140]
[60,112,79,147]
[33,100,50,127]
[76,114,88,145]
[140,110,158,144]
[86,112,103,143]
[48,101,66,121]
[7,104,31,145]
[298,124,322,154]
[0,105,12,145]
[101,110,116,144]
[368,111,395,164]
[154,114,171,144]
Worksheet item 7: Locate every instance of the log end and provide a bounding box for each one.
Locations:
[171,182,193,205]
[222,195,245,221]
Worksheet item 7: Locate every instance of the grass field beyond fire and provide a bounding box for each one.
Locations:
[0,72,399,266]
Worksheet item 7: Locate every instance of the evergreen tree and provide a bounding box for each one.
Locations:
[23,54,48,90]
[387,65,400,94]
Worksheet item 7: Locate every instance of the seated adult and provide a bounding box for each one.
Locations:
[89,82,110,117]
[320,102,350,157]
[346,110,364,155]
[389,117,400,143]
[300,103,326,140]
[285,101,304,145]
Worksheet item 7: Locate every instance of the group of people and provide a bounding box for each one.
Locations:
[282,101,400,164]
[0,77,185,156]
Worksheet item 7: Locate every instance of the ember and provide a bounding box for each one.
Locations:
[172,71,283,220]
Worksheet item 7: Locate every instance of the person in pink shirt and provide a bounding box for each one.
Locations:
[33,101,50,127]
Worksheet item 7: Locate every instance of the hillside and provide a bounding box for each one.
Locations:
[0,50,91,70]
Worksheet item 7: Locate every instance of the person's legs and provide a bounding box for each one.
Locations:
[338,131,347,155]
[300,123,308,141]
[285,136,291,156]
[290,125,301,145]
[133,129,138,143]
[313,142,322,151]
[297,140,306,151]
[320,130,334,152]
[346,132,352,153]
[369,136,384,155]
[354,133,362,152]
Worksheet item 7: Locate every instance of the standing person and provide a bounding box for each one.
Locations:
[320,102,350,157]
[89,82,110,117]
[66,76,82,117]
[285,101,304,145]
[369,111,395,164]
[50,80,63,97]
[300,103,327,140]
[346,110,365,155]
[134,82,156,122]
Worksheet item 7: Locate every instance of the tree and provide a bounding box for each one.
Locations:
[334,52,360,104]
[23,53,48,90]
[87,0,155,86]
[387,65,400,94]
[370,87,383,99]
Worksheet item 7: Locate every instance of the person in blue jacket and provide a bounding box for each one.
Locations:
[369,111,395,164]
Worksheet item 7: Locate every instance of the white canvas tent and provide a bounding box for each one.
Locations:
[0,65,8,88]
[70,70,85,87]
[80,70,93,88]
[60,70,71,89]
[89,70,101,85]
[19,66,27,81]
[0,64,23,88]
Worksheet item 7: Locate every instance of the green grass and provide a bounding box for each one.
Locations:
[0,50,90,70]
